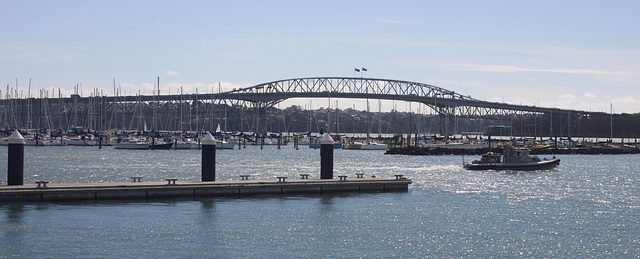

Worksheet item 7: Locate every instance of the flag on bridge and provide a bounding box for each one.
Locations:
[354,68,360,72]
[362,67,367,71]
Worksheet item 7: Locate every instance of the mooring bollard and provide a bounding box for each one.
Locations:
[201,133,216,181]
[320,133,334,179]
[7,131,25,185]
[277,136,281,149]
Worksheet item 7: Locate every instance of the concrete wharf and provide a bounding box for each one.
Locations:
[0,177,411,202]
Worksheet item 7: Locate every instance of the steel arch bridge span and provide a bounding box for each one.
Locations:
[221,77,569,117]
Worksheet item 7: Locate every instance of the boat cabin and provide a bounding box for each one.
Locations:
[479,152,501,163]
[503,148,541,163]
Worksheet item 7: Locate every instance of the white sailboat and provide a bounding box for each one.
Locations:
[214,123,236,149]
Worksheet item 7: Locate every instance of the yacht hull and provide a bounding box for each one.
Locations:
[464,158,560,171]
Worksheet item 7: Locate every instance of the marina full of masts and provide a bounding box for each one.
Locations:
[2,127,639,152]
[1,85,639,151]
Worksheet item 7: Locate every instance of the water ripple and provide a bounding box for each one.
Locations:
[0,147,639,257]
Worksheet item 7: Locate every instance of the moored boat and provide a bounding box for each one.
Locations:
[47,136,66,146]
[464,146,560,170]
[309,142,343,148]
[66,134,98,146]
[149,138,173,150]
[360,142,387,150]
[217,138,237,149]
[24,134,49,146]
[174,138,199,149]
[345,142,363,149]
[114,137,149,150]
[308,134,342,148]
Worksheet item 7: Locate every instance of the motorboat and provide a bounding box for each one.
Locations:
[149,138,173,150]
[66,134,97,146]
[173,136,237,149]
[345,142,363,149]
[360,142,387,150]
[217,138,237,149]
[345,140,386,150]
[24,134,49,146]
[114,137,149,150]
[174,138,199,149]
[48,136,66,146]
[464,146,560,170]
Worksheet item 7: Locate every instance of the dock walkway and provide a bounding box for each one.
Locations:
[0,177,411,202]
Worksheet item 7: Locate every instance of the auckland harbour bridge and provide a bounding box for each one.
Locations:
[0,77,592,136]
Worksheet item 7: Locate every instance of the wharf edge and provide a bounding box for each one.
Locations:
[0,178,411,202]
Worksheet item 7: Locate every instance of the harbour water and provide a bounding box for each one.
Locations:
[1,146,639,257]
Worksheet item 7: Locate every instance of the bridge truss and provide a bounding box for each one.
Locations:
[221,77,576,118]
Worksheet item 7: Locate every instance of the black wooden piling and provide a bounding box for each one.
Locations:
[7,131,25,185]
[201,133,216,181]
[260,136,264,150]
[320,134,334,179]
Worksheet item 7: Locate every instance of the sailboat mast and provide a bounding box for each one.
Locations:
[27,79,31,129]
[610,103,613,141]
[366,99,370,140]
[180,87,183,132]
[335,100,338,134]
[327,92,331,134]
[308,100,312,133]
[224,107,228,134]
[378,100,382,137]
[152,77,159,131]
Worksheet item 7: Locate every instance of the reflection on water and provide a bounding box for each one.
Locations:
[2,204,25,257]
[6,203,24,224]
[0,146,639,257]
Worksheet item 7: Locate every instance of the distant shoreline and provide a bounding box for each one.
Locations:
[385,146,640,156]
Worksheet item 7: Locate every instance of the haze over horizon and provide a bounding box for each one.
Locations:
[2,1,639,114]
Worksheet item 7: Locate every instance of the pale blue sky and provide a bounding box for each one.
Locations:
[2,0,639,113]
